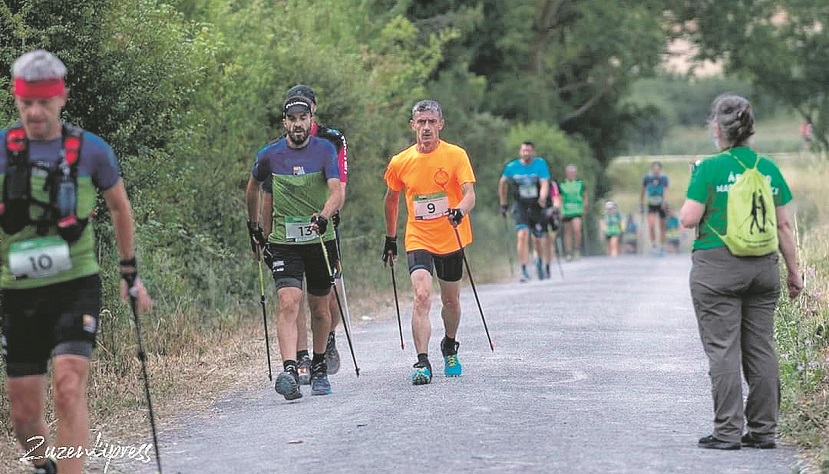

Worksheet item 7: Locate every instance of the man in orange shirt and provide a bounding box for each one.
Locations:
[383,99,477,385]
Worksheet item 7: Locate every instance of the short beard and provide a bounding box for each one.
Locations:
[287,130,308,146]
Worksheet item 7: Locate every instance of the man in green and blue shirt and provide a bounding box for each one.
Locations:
[246,96,343,401]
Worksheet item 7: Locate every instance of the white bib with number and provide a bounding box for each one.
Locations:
[9,236,72,279]
[413,192,448,220]
[285,216,316,242]
[518,183,539,199]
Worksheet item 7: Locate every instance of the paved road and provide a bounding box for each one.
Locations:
[125,255,799,473]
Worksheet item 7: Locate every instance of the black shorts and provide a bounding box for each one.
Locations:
[267,240,339,296]
[647,205,667,219]
[513,203,547,238]
[562,215,582,223]
[1,274,102,377]
[541,207,561,232]
[407,249,464,282]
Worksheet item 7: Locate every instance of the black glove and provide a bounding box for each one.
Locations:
[263,245,275,270]
[311,215,328,235]
[246,219,266,253]
[382,236,397,264]
[121,270,138,298]
[332,211,341,228]
[499,204,509,218]
[448,208,464,227]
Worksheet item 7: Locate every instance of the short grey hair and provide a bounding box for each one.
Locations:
[411,99,442,119]
[709,93,754,148]
[565,164,577,172]
[12,50,67,81]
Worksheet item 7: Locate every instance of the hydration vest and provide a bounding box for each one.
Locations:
[0,123,88,243]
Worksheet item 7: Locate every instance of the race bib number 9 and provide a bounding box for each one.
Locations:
[414,192,448,220]
[9,236,72,279]
[285,216,316,242]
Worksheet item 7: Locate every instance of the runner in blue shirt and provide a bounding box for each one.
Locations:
[498,141,551,282]
[639,161,669,256]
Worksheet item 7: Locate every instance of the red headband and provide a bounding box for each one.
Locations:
[12,77,66,99]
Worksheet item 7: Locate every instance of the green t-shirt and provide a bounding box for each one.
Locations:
[560,179,585,217]
[685,147,792,251]
[604,213,622,236]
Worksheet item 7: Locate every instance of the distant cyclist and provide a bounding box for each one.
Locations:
[640,161,669,255]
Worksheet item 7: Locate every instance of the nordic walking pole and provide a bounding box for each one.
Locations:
[554,232,565,279]
[332,226,355,345]
[388,258,405,350]
[319,234,360,376]
[126,289,163,474]
[257,254,273,382]
[449,218,495,352]
[502,214,514,276]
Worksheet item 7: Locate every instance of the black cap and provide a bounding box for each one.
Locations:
[285,84,316,104]
[283,96,313,116]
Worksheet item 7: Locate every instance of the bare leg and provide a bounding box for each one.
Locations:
[276,287,303,363]
[647,212,657,246]
[7,375,50,470]
[328,280,341,332]
[572,217,583,255]
[516,228,530,266]
[308,293,332,355]
[410,269,433,354]
[564,221,573,256]
[438,279,461,340]
[295,290,309,355]
[52,355,90,474]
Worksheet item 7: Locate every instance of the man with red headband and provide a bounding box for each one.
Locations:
[1,49,153,474]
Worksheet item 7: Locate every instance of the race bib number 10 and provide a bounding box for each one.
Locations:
[9,236,72,279]
[413,192,448,220]
[285,216,317,242]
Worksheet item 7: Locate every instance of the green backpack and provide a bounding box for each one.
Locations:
[709,151,778,256]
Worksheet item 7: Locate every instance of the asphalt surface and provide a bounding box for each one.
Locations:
[124,254,800,474]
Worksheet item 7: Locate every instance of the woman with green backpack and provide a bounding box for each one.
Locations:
[679,94,803,451]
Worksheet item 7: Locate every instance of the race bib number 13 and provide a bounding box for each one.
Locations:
[413,192,448,220]
[285,216,316,242]
[9,236,72,279]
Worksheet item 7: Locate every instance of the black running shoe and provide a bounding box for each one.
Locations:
[275,370,303,400]
[698,435,740,450]
[411,359,433,385]
[741,432,776,449]
[325,332,340,375]
[310,361,332,395]
[297,354,311,385]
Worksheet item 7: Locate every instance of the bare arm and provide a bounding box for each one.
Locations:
[261,193,273,237]
[384,188,400,237]
[538,179,549,207]
[458,182,476,214]
[679,199,705,229]
[319,178,343,219]
[776,204,803,298]
[498,177,509,207]
[103,179,152,312]
[103,180,135,262]
[245,177,263,223]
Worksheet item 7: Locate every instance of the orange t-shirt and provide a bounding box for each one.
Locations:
[384,140,476,254]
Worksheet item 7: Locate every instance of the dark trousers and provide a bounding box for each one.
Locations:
[690,247,781,442]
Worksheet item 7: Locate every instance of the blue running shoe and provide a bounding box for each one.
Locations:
[411,360,432,385]
[275,370,303,400]
[519,266,530,283]
[310,362,332,395]
[441,337,462,377]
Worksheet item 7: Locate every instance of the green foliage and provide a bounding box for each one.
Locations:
[673,0,829,151]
